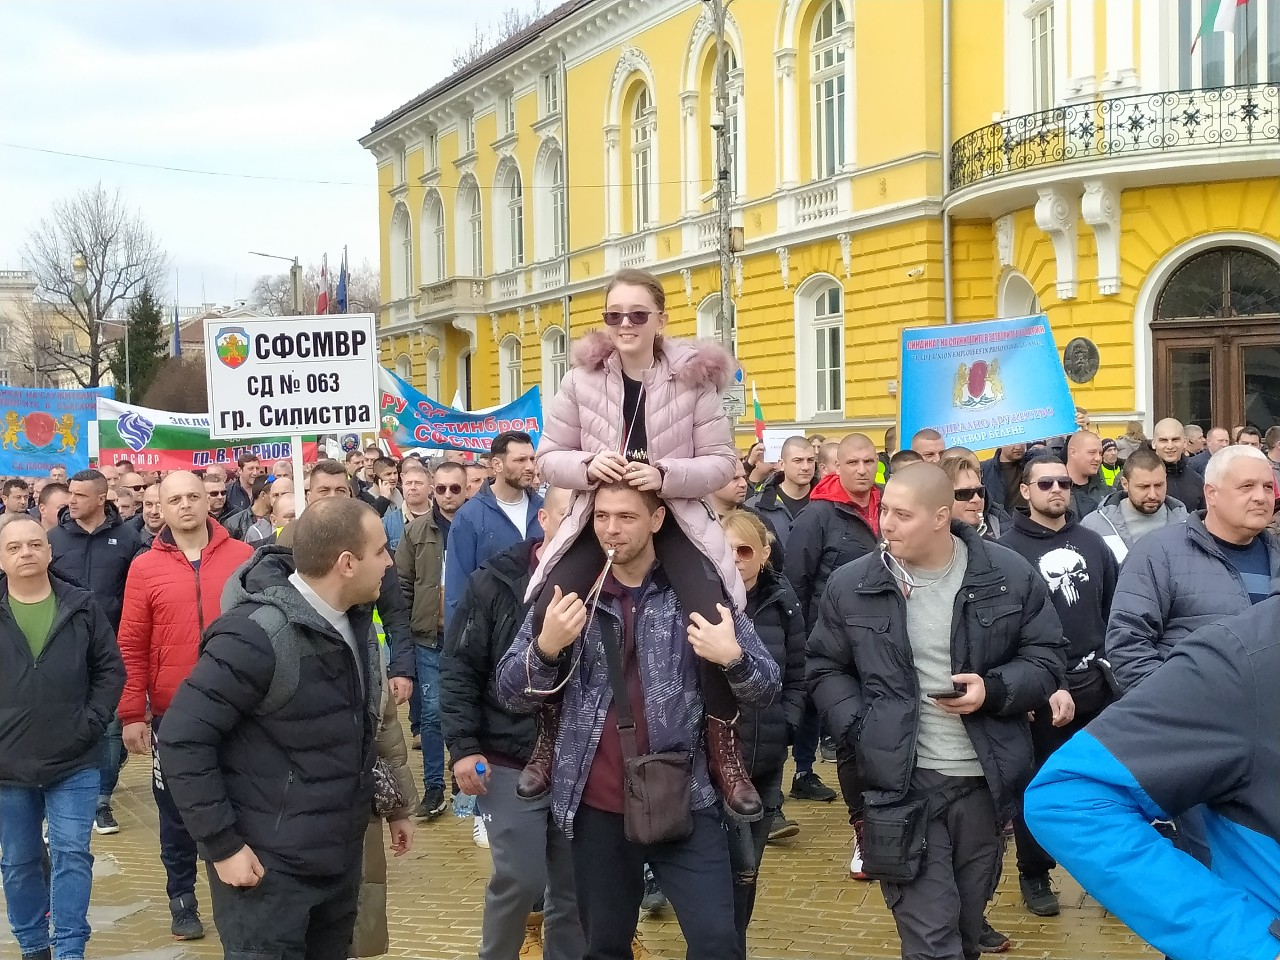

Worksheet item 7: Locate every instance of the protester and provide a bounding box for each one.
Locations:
[203,476,230,523]
[0,514,125,960]
[743,442,775,491]
[1064,431,1107,517]
[875,426,897,485]
[382,457,433,553]
[998,458,1117,917]
[748,436,816,545]
[1237,425,1262,448]
[709,459,750,519]
[2,478,31,516]
[1098,439,1122,487]
[48,468,144,836]
[909,428,945,463]
[980,443,1027,514]
[1188,426,1230,474]
[807,464,1065,960]
[1182,423,1205,456]
[1080,448,1188,560]
[222,475,274,542]
[136,483,165,547]
[463,463,487,499]
[1113,420,1147,460]
[1150,417,1206,511]
[441,487,585,960]
[817,441,840,480]
[942,455,1009,539]
[48,465,68,484]
[496,482,780,960]
[117,471,254,942]
[890,449,923,471]
[37,481,69,532]
[720,510,805,950]
[159,498,410,959]
[223,453,263,516]
[114,485,137,521]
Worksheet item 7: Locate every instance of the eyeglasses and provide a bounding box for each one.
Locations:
[1034,477,1073,491]
[734,543,757,562]
[126,484,148,492]
[602,310,656,327]
[434,483,463,496]
[953,487,985,502]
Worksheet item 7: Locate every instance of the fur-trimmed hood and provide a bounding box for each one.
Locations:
[570,330,737,392]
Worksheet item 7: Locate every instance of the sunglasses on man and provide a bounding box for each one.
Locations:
[434,483,464,496]
[1032,477,1072,491]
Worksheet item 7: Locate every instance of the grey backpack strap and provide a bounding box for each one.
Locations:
[243,603,303,715]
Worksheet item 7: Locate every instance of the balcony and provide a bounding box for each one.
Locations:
[418,278,486,319]
[776,177,852,230]
[491,269,526,302]
[535,260,564,292]
[950,83,1280,191]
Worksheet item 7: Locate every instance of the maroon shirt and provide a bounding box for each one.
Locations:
[581,578,651,814]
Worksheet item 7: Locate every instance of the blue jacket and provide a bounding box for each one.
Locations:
[444,481,543,629]
[1026,597,1280,960]
[495,566,780,837]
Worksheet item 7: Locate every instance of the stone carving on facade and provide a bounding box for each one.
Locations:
[680,268,693,306]
[1033,187,1079,300]
[776,247,790,290]
[837,233,851,278]
[995,215,1014,267]
[532,302,542,332]
[489,313,499,342]
[1081,179,1121,296]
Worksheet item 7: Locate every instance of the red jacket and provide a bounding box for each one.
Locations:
[117,520,253,725]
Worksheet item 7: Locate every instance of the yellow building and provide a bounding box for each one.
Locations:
[361,0,1280,446]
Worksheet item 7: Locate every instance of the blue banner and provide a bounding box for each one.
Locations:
[0,385,113,475]
[377,369,542,453]
[899,315,1077,449]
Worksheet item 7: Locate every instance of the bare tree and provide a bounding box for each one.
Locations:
[451,2,546,70]
[19,183,167,387]
[249,260,382,316]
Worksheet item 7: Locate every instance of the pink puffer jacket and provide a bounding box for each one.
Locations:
[528,331,745,609]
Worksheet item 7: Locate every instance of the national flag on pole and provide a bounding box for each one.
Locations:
[315,254,330,315]
[335,247,349,314]
[751,381,765,442]
[171,303,182,358]
[1192,0,1249,51]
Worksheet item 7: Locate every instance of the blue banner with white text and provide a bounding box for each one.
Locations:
[377,368,542,453]
[899,315,1077,449]
[0,385,114,475]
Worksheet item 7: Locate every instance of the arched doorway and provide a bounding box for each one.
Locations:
[1151,247,1280,431]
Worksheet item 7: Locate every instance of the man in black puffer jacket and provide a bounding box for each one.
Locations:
[440,487,584,960]
[158,499,401,960]
[809,464,1065,960]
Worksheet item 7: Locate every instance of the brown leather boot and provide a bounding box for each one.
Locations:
[706,714,762,821]
[516,702,560,800]
[519,911,544,958]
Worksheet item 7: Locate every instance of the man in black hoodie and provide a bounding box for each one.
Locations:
[999,457,1118,919]
[0,514,124,960]
[47,468,144,835]
[1151,417,1206,511]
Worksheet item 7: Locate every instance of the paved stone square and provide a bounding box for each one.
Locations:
[1,738,1156,960]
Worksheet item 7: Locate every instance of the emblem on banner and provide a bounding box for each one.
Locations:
[117,411,156,452]
[952,359,1005,409]
[214,327,250,369]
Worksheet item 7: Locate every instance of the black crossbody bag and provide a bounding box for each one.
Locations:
[598,615,694,845]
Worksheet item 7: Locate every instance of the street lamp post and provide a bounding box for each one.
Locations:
[249,251,303,315]
[706,0,738,359]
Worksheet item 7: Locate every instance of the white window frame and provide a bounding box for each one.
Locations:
[426,132,439,171]
[395,353,412,381]
[793,277,846,420]
[61,332,79,356]
[422,191,446,284]
[463,114,477,155]
[551,153,566,257]
[457,348,473,410]
[811,0,847,180]
[1029,1,1056,112]
[498,164,525,270]
[455,179,483,277]
[392,146,407,186]
[500,335,522,404]
[541,327,568,397]
[500,94,516,136]
[541,71,561,116]
[696,295,738,353]
[427,347,442,400]
[630,87,655,229]
[724,50,743,197]
[0,325,9,352]
[0,367,10,387]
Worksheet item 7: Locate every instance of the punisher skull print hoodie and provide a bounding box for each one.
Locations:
[999,509,1118,669]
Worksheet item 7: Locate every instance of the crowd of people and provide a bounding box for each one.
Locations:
[0,267,1278,960]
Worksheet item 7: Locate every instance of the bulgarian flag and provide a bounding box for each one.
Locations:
[752,381,765,442]
[1192,0,1249,51]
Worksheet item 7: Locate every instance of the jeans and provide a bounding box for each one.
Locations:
[571,805,741,960]
[408,674,421,737]
[414,644,445,791]
[727,767,783,956]
[0,767,99,959]
[151,715,199,901]
[207,862,361,960]
[98,713,122,807]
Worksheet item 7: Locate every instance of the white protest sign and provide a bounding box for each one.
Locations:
[762,427,797,462]
[203,315,379,440]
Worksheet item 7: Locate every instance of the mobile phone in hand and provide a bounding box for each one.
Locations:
[927,683,967,701]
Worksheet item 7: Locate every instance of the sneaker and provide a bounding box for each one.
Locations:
[849,821,868,881]
[766,812,800,842]
[472,815,489,848]
[819,737,837,762]
[93,806,120,835]
[979,919,1011,953]
[415,786,447,820]
[169,894,205,941]
[20,949,51,960]
[790,771,837,802]
[411,734,422,751]
[640,864,667,916]
[1019,872,1060,917]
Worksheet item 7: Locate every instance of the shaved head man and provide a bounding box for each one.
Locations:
[748,435,817,542]
[1066,431,1107,517]
[1151,417,1206,511]
[911,429,946,464]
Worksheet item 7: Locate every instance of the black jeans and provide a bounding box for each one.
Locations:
[206,861,361,960]
[532,513,737,720]
[727,767,783,954]
[834,740,865,825]
[151,715,199,902]
[572,805,741,960]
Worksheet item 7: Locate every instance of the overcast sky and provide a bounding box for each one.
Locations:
[0,0,521,307]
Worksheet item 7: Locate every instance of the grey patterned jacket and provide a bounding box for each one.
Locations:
[495,569,781,837]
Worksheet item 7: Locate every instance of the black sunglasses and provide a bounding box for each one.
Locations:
[1034,477,1072,491]
[126,483,148,492]
[953,487,985,502]
[434,483,463,496]
[602,310,656,327]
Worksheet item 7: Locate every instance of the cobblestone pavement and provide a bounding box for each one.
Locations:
[2,744,1156,960]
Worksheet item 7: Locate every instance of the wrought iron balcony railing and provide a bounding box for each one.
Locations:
[949,83,1279,190]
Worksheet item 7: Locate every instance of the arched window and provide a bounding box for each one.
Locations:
[426,347,442,401]
[457,348,473,410]
[811,0,848,179]
[696,294,737,353]
[998,271,1041,319]
[534,144,567,262]
[500,335,523,404]
[1151,245,1280,431]
[390,204,413,299]
[794,276,845,419]
[495,163,525,271]
[395,353,412,381]
[541,327,568,396]
[550,152,566,257]
[455,177,483,277]
[421,191,446,284]
[630,86,655,230]
[716,47,743,195]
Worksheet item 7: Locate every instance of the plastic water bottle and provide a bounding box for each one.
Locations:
[452,762,484,817]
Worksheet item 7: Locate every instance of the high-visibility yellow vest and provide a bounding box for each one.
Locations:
[373,608,387,647]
